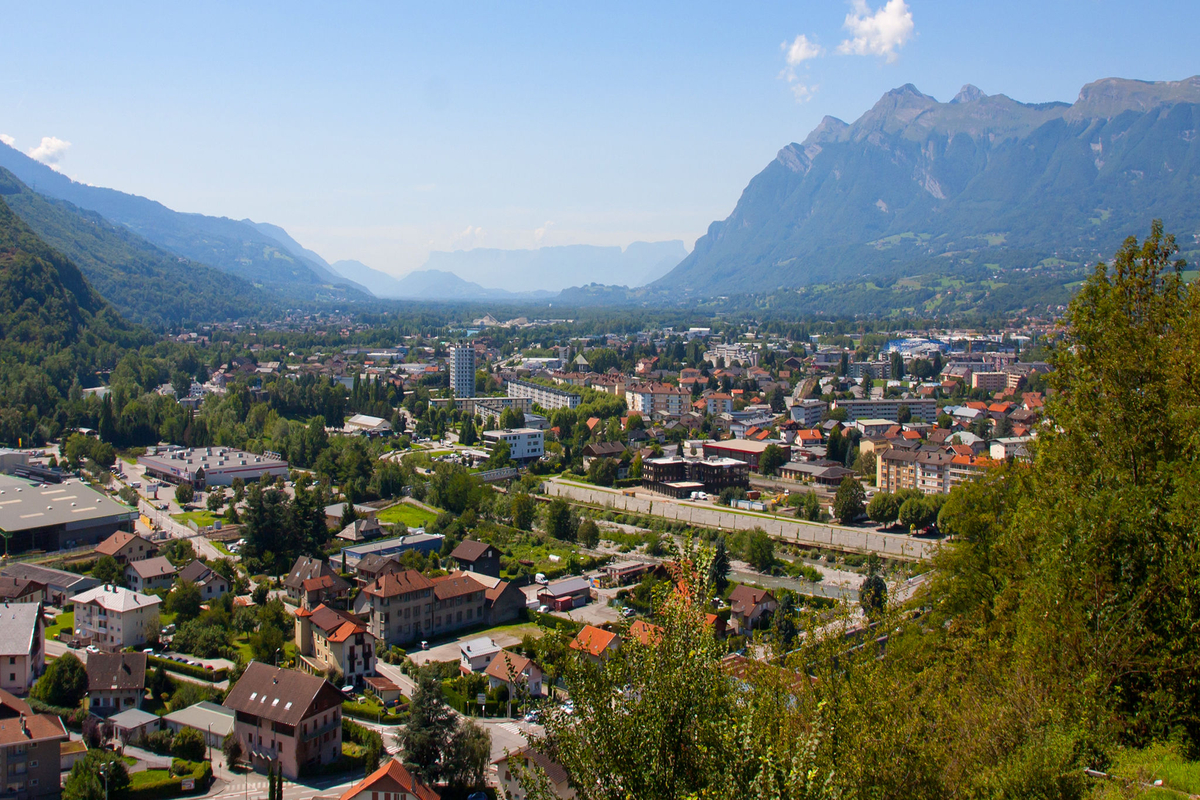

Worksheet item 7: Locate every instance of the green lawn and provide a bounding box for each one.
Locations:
[129,769,172,788]
[377,503,438,528]
[45,611,73,639]
[172,510,219,528]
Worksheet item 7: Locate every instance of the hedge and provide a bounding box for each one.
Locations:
[128,759,212,800]
[25,697,87,730]
[341,699,408,725]
[524,609,585,636]
[148,655,227,682]
[441,681,502,717]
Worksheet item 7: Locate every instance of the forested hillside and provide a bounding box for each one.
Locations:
[0,168,274,328]
[524,222,1200,799]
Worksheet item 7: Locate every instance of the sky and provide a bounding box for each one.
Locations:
[2,1,1198,277]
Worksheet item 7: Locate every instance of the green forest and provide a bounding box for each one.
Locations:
[516,223,1200,799]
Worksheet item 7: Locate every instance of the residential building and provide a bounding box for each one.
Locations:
[337,759,440,800]
[0,564,97,607]
[971,371,1009,392]
[569,625,619,664]
[124,556,177,593]
[506,379,580,410]
[162,701,235,750]
[323,503,377,529]
[641,456,749,498]
[431,573,488,635]
[295,604,378,688]
[464,574,527,625]
[481,428,544,461]
[224,662,345,780]
[107,708,160,744]
[0,579,45,606]
[600,561,652,587]
[830,398,938,423]
[282,557,343,605]
[537,577,591,611]
[0,689,68,800]
[94,531,158,566]
[705,393,733,416]
[460,637,503,673]
[137,447,289,488]
[625,383,689,417]
[704,343,758,367]
[728,586,777,634]
[336,518,385,543]
[363,677,403,706]
[177,560,230,600]
[355,570,436,647]
[777,461,856,488]
[338,533,444,572]
[581,441,627,468]
[448,344,476,400]
[449,540,502,578]
[454,395,532,421]
[484,650,543,698]
[790,399,826,428]
[351,554,405,588]
[86,652,146,717]
[0,474,138,555]
[495,747,573,800]
[0,603,43,696]
[71,585,161,650]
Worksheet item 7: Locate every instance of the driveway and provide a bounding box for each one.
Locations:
[406,626,537,667]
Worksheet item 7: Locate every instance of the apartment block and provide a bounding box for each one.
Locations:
[449,345,476,399]
[506,379,580,410]
[831,398,938,423]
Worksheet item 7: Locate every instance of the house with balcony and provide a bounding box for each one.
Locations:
[223,663,345,780]
[294,604,378,688]
[70,585,161,650]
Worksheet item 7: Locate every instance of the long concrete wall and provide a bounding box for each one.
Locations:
[544,480,935,561]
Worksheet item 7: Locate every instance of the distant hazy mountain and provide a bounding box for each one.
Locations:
[656,76,1200,295]
[0,141,370,302]
[378,269,555,301]
[331,259,410,298]
[421,241,687,292]
[0,168,273,328]
[244,221,372,295]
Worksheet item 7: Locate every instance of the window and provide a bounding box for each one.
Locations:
[7,658,12,665]
[7,675,12,682]
[28,762,36,768]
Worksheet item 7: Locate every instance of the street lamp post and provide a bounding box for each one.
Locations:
[274,648,281,667]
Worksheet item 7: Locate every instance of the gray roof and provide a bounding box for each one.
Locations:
[126,556,177,580]
[540,576,591,597]
[0,563,98,594]
[163,701,234,738]
[0,474,136,534]
[108,708,159,731]
[0,603,41,657]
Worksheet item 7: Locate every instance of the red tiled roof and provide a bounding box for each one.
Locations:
[484,650,536,683]
[431,572,486,601]
[338,758,440,800]
[570,625,619,657]
[629,620,663,646]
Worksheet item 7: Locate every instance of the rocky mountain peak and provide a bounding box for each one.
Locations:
[951,84,987,104]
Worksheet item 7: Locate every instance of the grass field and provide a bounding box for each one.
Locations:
[45,611,73,639]
[172,510,219,528]
[377,503,438,529]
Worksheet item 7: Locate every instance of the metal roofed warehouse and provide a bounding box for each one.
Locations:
[137,447,288,488]
[0,474,137,554]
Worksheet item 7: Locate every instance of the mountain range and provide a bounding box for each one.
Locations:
[0,141,371,304]
[655,76,1200,296]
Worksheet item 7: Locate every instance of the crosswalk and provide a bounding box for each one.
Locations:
[499,722,525,737]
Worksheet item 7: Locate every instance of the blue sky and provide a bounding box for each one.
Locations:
[2,1,1198,276]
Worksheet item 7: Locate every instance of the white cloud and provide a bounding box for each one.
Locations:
[791,83,817,102]
[0,134,14,147]
[779,34,823,103]
[784,34,823,66]
[533,220,554,243]
[838,0,914,62]
[27,136,71,169]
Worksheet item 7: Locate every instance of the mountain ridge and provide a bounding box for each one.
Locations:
[656,75,1200,295]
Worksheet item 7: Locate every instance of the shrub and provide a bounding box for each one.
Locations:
[172,727,206,762]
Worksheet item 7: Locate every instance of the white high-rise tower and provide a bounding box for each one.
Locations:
[449,344,475,399]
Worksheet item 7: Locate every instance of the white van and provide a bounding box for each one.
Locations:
[535,573,548,585]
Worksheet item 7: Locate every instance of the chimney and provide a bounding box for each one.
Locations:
[19,714,27,736]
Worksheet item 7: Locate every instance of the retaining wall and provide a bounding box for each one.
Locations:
[544,480,935,561]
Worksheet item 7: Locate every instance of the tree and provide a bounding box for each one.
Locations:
[511,492,535,531]
[250,625,286,665]
[832,475,866,524]
[859,554,887,619]
[867,491,900,526]
[838,352,849,376]
[485,440,512,469]
[63,750,130,800]
[544,498,578,541]
[148,664,174,701]
[709,535,730,592]
[769,386,786,413]
[459,417,478,446]
[222,732,243,766]
[31,652,87,708]
[625,413,645,432]
[897,403,912,423]
[444,719,492,788]
[744,528,775,573]
[587,457,618,487]
[995,416,1015,438]
[165,580,203,623]
[758,444,786,476]
[898,497,932,531]
[577,518,600,549]
[206,486,226,513]
[252,583,270,606]
[397,673,458,784]
[91,554,124,586]
[174,482,195,505]
[340,499,358,530]
[173,726,206,761]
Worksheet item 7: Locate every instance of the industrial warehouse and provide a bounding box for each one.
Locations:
[0,473,137,554]
[136,447,289,488]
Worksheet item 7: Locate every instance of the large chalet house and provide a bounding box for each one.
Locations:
[295,604,378,688]
[224,663,345,780]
